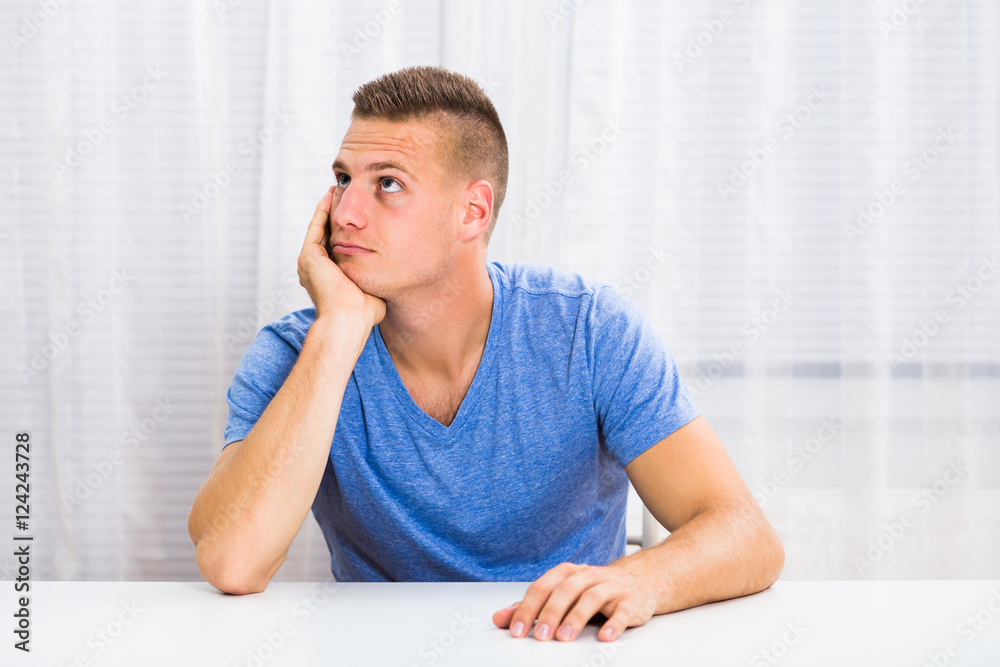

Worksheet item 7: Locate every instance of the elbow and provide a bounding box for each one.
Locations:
[757,510,785,588]
[187,508,203,549]
[769,531,785,585]
[194,543,269,596]
[203,562,270,596]
[214,574,269,596]
[732,498,785,590]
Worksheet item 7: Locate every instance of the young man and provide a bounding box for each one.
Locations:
[188,66,784,643]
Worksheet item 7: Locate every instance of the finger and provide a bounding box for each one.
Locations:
[301,187,336,251]
[554,583,616,642]
[598,599,637,642]
[491,602,520,629]
[508,562,582,639]
[533,565,604,641]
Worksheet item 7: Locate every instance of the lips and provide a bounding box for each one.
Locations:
[330,240,373,255]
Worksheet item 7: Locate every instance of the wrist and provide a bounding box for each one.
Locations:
[307,313,373,363]
[610,545,675,615]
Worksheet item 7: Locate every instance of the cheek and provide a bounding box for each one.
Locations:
[396,209,443,251]
[385,202,455,271]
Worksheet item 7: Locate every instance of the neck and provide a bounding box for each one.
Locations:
[378,256,494,381]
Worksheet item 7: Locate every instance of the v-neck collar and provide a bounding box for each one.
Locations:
[373,262,503,441]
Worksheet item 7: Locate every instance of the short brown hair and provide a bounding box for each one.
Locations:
[351,66,508,243]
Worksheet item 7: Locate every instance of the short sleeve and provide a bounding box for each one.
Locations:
[222,315,309,449]
[588,286,700,468]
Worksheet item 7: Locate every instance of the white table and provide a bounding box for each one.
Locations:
[6,580,1000,666]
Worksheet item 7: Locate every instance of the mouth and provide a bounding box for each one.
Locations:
[330,241,374,255]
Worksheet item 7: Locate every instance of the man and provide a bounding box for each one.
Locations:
[187,66,784,644]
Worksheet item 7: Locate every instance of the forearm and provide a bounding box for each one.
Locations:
[189,315,366,591]
[610,501,785,615]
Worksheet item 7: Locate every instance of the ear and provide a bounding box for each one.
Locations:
[457,179,494,243]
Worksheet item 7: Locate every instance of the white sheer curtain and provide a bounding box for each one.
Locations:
[2,0,997,583]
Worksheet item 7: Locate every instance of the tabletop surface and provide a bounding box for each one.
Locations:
[5,579,1000,666]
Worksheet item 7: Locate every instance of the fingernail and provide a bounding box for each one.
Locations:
[511,621,524,637]
[557,624,574,640]
[536,623,551,640]
[600,627,615,641]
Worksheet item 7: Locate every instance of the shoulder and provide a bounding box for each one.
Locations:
[269,306,317,336]
[250,307,317,355]
[491,261,634,326]
[224,307,313,399]
[491,261,610,302]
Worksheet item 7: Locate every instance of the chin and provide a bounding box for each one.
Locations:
[336,261,391,299]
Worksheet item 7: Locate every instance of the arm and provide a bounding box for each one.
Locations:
[614,414,784,611]
[188,318,365,594]
[187,187,385,594]
[493,415,784,641]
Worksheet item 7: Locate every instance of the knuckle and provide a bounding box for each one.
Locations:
[562,611,586,629]
[527,579,550,595]
[580,587,606,606]
[640,598,657,618]
[537,606,558,626]
[616,600,637,623]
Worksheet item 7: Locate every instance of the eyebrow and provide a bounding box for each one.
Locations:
[331,159,416,181]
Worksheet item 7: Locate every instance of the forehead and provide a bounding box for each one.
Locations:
[335,117,447,177]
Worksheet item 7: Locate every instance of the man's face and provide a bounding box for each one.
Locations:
[328,116,463,299]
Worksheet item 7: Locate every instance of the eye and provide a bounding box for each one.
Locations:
[379,177,402,193]
[335,173,350,188]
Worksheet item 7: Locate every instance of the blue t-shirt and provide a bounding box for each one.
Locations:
[222,261,700,582]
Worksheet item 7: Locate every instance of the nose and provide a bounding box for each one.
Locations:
[330,181,368,231]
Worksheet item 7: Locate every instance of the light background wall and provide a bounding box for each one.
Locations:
[1,0,998,583]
